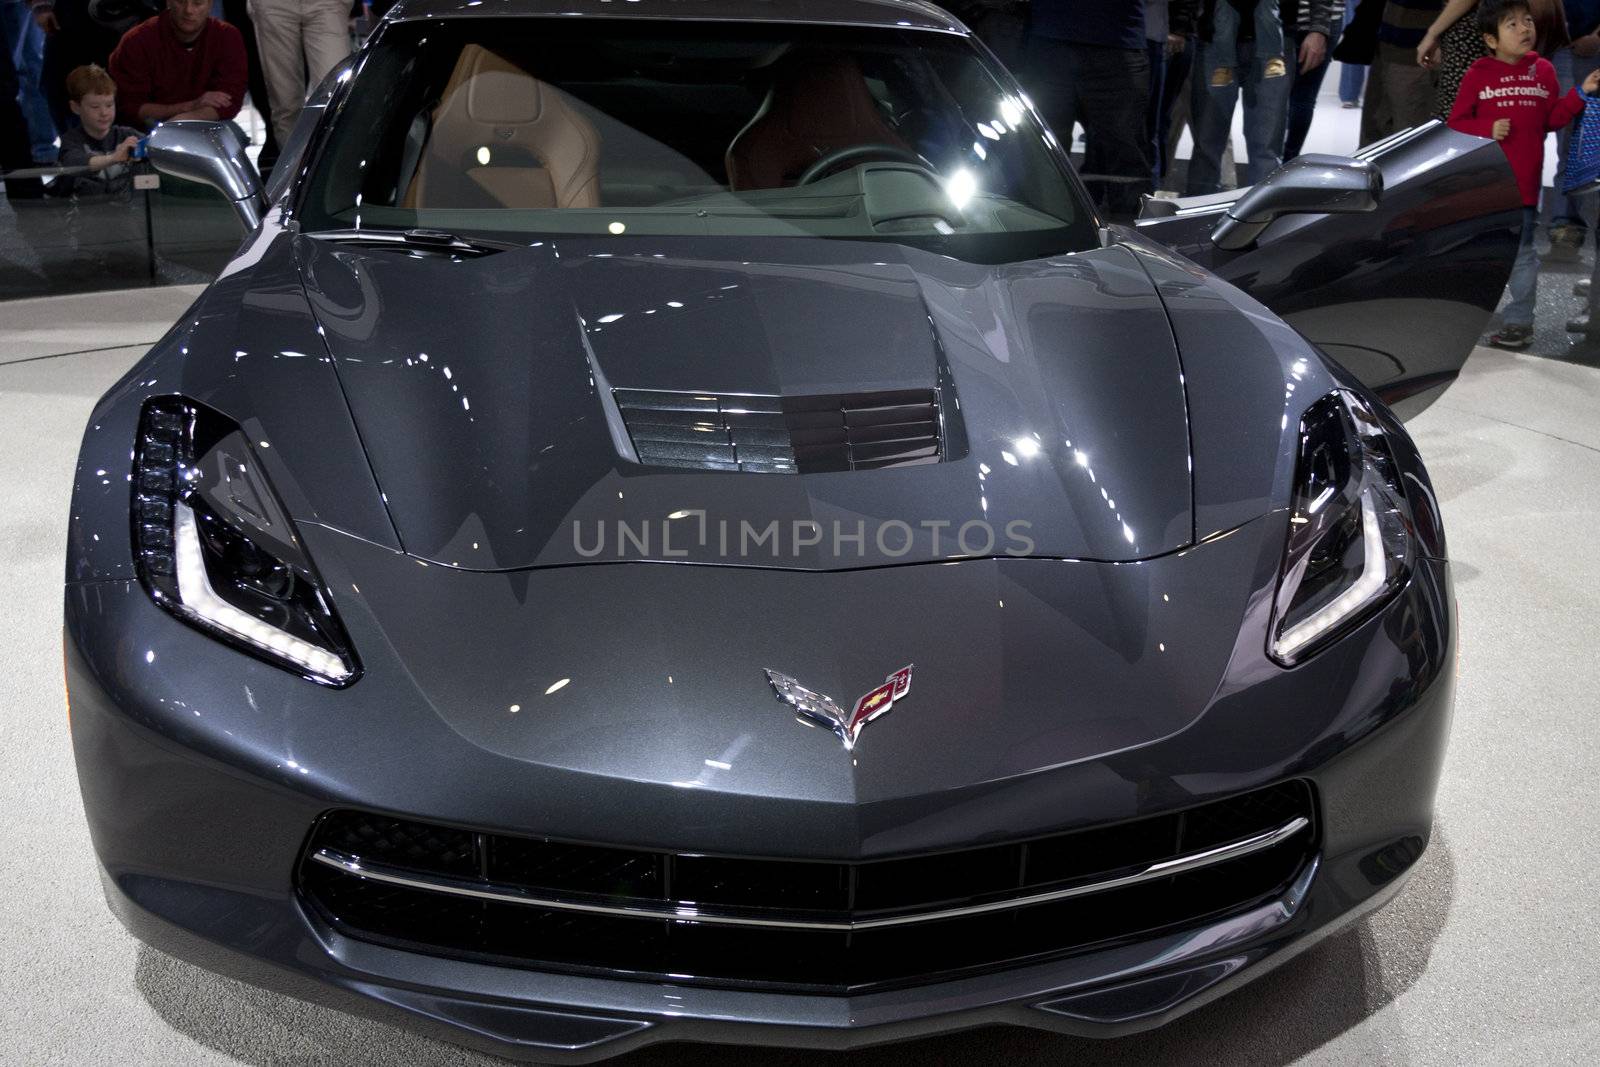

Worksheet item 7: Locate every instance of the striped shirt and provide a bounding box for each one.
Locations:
[1204,1,1344,41]
[1376,0,1446,48]
[1285,0,1347,37]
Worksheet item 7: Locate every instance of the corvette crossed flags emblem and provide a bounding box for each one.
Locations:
[763,665,913,749]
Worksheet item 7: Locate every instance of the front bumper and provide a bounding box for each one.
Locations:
[65,557,1455,1062]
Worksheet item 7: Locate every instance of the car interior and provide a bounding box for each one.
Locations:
[303,21,1090,252]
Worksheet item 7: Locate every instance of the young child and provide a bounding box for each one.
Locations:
[1448,0,1600,350]
[56,65,143,197]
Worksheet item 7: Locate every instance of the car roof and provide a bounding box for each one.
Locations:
[383,0,967,34]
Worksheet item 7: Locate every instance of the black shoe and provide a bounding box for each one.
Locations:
[1568,312,1594,334]
[1576,277,1592,298]
[1488,323,1534,349]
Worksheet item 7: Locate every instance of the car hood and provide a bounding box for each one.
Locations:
[305,508,1287,814]
[296,235,1193,571]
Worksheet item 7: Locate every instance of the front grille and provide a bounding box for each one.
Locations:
[299,781,1316,993]
[614,388,943,474]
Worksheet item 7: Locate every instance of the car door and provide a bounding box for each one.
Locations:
[1134,121,1523,419]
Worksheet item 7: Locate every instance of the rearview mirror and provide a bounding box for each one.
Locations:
[145,121,267,232]
[1211,154,1382,251]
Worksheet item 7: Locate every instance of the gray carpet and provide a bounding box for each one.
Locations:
[2,288,1597,1065]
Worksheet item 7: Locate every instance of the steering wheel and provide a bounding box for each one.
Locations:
[796,143,933,185]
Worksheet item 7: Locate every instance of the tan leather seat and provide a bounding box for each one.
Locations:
[405,44,601,210]
[725,52,910,191]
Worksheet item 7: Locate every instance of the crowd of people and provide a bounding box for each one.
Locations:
[2,0,378,195]
[7,0,1600,346]
[949,0,1600,345]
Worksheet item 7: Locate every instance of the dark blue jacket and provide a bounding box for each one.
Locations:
[1031,0,1148,50]
[1568,0,1600,38]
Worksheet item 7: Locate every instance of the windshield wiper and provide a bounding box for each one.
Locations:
[307,228,516,258]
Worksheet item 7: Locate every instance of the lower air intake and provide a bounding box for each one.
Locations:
[299,780,1317,993]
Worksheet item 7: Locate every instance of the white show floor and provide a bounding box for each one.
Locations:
[2,286,1599,1064]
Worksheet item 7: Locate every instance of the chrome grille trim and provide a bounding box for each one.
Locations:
[308,815,1310,932]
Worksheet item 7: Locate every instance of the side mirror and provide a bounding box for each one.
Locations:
[145,120,266,231]
[1211,154,1382,251]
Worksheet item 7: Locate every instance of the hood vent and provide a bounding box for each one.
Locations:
[614,389,944,474]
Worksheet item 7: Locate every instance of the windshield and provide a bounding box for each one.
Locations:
[297,19,1098,262]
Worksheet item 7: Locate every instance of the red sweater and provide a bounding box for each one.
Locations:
[1448,52,1585,206]
[108,15,247,128]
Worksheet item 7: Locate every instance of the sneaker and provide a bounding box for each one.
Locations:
[1341,100,1360,109]
[1568,312,1594,334]
[1547,222,1585,261]
[1576,276,1591,298]
[1488,323,1534,349]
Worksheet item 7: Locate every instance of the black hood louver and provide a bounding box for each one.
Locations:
[614,389,947,474]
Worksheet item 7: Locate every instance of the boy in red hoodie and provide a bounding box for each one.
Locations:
[1449,0,1600,349]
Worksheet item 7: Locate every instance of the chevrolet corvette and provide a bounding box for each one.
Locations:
[63,0,1517,1060]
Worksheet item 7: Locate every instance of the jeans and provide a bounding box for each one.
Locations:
[1186,38,1291,195]
[1552,48,1600,231]
[1146,36,1169,185]
[1023,36,1152,217]
[0,23,41,196]
[1285,32,1333,161]
[1,0,55,160]
[1503,207,1541,328]
[1206,0,1285,77]
[1338,1,1366,104]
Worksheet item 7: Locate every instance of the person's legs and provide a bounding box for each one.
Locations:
[1022,33,1081,166]
[1206,3,1242,85]
[251,0,310,148]
[1495,206,1542,345]
[1284,35,1333,160]
[1360,43,1435,146]
[1340,58,1368,105]
[1339,2,1366,105]
[1380,42,1437,133]
[1164,35,1190,171]
[1159,37,1193,186]
[2,2,56,160]
[222,0,278,165]
[1186,33,1241,196]
[1550,48,1600,256]
[1074,44,1153,216]
[302,0,352,90]
[1146,36,1168,186]
[1249,1,1287,72]
[1358,48,1391,146]
[1242,41,1290,185]
[1579,224,1600,333]
[0,30,42,197]
[960,2,1027,71]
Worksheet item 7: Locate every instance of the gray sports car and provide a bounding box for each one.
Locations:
[65,0,1513,1060]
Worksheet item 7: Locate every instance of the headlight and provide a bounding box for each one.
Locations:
[1270,390,1413,665]
[132,398,359,685]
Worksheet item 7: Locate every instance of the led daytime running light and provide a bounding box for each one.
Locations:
[173,503,353,682]
[1273,489,1385,660]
